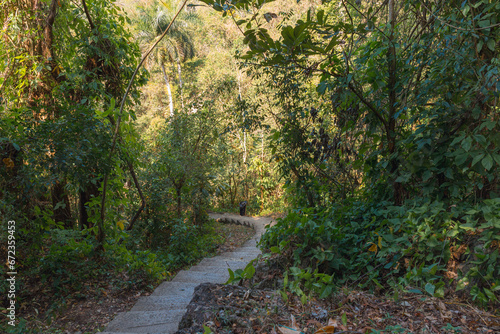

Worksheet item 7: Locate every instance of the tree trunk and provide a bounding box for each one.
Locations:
[243,130,247,163]
[51,180,72,228]
[79,182,100,229]
[260,184,264,213]
[161,62,174,117]
[387,0,402,205]
[176,59,185,109]
[79,190,91,229]
[176,186,182,218]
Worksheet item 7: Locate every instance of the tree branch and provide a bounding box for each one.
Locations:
[81,0,95,31]
[99,0,189,244]
[347,81,388,131]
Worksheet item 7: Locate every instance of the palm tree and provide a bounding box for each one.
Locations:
[134,0,196,116]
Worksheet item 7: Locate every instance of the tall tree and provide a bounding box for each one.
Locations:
[1,0,146,244]
[134,0,196,116]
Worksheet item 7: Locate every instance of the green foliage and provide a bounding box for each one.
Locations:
[203,325,214,334]
[262,198,500,305]
[196,0,500,308]
[281,267,334,304]
[2,0,499,329]
[226,259,257,285]
[1,318,28,334]
[163,219,224,267]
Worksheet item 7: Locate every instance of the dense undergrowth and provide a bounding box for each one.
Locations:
[192,0,500,311]
[0,217,226,333]
[262,198,500,310]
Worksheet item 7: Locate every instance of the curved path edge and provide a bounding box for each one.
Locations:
[100,213,273,334]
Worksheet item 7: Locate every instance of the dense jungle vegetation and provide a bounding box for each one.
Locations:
[1,0,499,331]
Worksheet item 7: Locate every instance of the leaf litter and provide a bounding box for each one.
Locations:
[174,257,500,334]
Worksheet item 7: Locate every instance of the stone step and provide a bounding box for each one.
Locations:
[188,264,234,273]
[193,262,247,273]
[237,246,262,252]
[171,270,229,284]
[214,256,257,263]
[150,281,198,297]
[243,240,259,247]
[218,251,260,260]
[188,264,254,276]
[219,250,261,257]
[131,296,191,312]
[105,310,183,333]
[197,258,248,267]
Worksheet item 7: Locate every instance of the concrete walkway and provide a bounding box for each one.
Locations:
[101,213,273,334]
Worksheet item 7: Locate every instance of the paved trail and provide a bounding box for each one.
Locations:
[101,213,273,334]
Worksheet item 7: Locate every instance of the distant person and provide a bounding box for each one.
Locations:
[239,201,247,216]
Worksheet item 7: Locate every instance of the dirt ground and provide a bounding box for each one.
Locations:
[175,256,500,334]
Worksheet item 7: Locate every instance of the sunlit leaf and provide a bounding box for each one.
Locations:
[3,158,14,168]
[117,220,126,230]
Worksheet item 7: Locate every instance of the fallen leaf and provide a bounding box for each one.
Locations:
[307,319,323,327]
[314,325,335,333]
[278,326,301,334]
[291,314,298,330]
[437,300,446,311]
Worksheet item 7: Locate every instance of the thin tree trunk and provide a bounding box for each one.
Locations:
[387,0,402,205]
[176,186,182,218]
[260,130,265,212]
[41,1,76,228]
[161,62,174,117]
[260,184,264,213]
[79,181,99,229]
[105,115,147,232]
[228,173,232,207]
[51,180,72,228]
[98,0,189,251]
[261,130,264,160]
[243,130,246,163]
[176,59,185,109]
[237,65,242,99]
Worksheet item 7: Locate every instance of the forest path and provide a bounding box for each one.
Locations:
[101,213,273,334]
